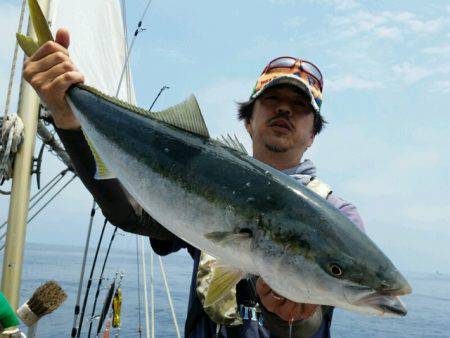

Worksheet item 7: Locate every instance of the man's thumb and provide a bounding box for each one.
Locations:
[55,28,70,49]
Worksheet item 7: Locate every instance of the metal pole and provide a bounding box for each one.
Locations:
[150,249,155,338]
[158,256,181,338]
[140,236,151,338]
[1,0,51,310]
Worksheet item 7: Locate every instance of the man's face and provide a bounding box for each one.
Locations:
[245,85,315,155]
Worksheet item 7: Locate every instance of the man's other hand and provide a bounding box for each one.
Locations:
[22,28,83,130]
[256,277,318,322]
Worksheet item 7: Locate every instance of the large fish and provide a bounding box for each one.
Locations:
[18,0,411,317]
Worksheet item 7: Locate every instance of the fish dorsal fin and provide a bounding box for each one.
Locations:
[17,0,54,57]
[83,132,116,180]
[217,134,248,155]
[204,262,245,307]
[149,95,210,138]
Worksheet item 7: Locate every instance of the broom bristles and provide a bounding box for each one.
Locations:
[27,280,67,317]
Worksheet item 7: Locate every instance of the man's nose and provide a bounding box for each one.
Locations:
[275,101,292,117]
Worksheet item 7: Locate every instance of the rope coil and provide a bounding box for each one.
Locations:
[0,115,25,182]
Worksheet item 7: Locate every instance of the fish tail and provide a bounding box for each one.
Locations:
[16,0,54,57]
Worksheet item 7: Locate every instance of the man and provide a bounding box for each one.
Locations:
[23,28,364,338]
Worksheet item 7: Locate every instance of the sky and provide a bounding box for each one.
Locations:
[0,0,449,274]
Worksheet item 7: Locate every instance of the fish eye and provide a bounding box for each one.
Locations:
[327,263,343,277]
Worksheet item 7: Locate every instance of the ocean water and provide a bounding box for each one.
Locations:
[7,243,450,337]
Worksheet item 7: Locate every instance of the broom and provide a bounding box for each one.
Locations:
[16,280,67,338]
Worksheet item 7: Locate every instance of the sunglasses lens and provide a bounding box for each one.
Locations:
[301,62,323,84]
[268,57,296,70]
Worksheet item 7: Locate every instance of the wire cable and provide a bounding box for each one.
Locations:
[26,174,76,224]
[0,169,68,231]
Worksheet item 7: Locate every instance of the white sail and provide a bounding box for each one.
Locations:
[49,0,135,102]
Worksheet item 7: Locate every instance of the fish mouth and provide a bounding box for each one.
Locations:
[344,283,412,317]
[358,293,408,317]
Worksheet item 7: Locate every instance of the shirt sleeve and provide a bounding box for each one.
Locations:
[326,193,365,232]
[55,127,185,255]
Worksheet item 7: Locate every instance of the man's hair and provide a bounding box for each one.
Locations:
[237,99,327,135]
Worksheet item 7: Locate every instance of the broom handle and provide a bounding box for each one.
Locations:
[27,323,37,338]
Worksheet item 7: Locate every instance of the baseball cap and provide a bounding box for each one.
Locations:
[249,56,324,113]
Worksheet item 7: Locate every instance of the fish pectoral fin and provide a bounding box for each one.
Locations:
[149,95,210,138]
[204,264,245,307]
[16,0,54,57]
[204,231,251,245]
[83,132,116,180]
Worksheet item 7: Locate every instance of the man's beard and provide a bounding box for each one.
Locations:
[264,141,289,153]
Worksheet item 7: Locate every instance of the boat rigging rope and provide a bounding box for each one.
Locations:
[158,256,181,338]
[0,115,24,182]
[26,173,76,224]
[76,218,108,338]
[115,0,154,98]
[87,226,118,338]
[71,199,96,338]
[0,0,27,184]
[0,172,76,251]
[0,168,69,231]
[3,0,26,119]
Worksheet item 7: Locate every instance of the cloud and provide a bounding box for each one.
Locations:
[331,10,449,40]
[153,48,194,64]
[270,0,358,10]
[283,16,305,30]
[392,62,450,84]
[433,80,450,93]
[422,44,450,55]
[326,75,384,92]
[321,0,359,10]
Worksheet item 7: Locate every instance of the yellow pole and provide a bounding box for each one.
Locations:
[1,0,50,310]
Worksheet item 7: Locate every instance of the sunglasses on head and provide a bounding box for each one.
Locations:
[262,56,324,91]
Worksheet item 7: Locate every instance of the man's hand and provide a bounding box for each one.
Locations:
[256,277,318,322]
[22,28,83,130]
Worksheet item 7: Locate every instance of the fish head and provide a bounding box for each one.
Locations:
[264,214,412,317]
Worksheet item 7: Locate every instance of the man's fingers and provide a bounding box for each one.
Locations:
[28,41,69,62]
[290,303,318,320]
[275,301,297,322]
[55,28,70,49]
[255,277,271,297]
[49,71,84,97]
[25,51,72,80]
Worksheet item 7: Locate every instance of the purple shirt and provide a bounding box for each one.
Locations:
[282,159,365,232]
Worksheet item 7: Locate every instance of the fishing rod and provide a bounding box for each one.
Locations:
[87,226,118,338]
[70,199,96,338]
[149,85,170,111]
[75,218,108,338]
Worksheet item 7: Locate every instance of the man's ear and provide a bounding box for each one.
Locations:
[306,132,315,148]
[245,120,253,138]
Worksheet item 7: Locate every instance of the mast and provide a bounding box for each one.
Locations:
[1,0,51,309]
